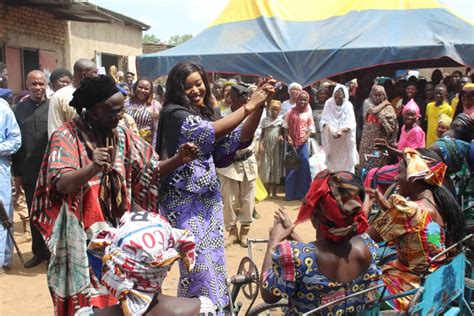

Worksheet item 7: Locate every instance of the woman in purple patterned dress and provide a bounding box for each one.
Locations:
[125,78,161,147]
[156,62,275,312]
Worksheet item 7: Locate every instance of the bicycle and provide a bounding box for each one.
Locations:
[215,238,290,315]
[238,238,289,316]
[224,254,260,315]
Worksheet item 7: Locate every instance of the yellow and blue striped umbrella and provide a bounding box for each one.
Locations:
[137,0,474,85]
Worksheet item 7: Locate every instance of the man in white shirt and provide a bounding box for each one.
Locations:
[47,59,98,137]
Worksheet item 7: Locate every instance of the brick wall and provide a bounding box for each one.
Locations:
[0,5,67,45]
[0,4,5,40]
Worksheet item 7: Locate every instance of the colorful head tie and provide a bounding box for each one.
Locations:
[437,113,452,127]
[88,210,195,315]
[295,169,368,242]
[403,148,447,187]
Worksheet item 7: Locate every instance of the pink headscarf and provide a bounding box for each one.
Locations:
[287,91,310,145]
[402,99,420,118]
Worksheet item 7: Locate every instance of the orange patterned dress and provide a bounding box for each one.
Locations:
[372,194,446,310]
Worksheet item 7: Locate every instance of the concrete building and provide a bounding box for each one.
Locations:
[0,0,149,93]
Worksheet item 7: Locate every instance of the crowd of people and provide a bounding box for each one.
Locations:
[0,57,473,315]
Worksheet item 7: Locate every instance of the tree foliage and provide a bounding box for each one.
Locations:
[143,34,161,44]
[167,34,193,46]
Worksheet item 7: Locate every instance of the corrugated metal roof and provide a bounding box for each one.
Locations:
[5,0,150,30]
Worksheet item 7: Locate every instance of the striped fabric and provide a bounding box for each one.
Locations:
[31,117,161,315]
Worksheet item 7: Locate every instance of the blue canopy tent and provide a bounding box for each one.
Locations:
[137,0,474,86]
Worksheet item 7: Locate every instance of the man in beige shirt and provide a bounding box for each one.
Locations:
[47,59,98,137]
[217,84,257,248]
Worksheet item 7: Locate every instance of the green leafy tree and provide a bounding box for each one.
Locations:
[143,34,161,44]
[167,34,193,46]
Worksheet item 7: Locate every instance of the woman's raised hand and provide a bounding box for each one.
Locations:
[373,137,389,150]
[247,77,276,111]
[177,142,199,164]
[366,187,391,211]
[275,208,292,229]
[269,208,295,243]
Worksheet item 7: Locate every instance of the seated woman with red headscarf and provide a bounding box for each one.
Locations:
[367,148,465,311]
[260,170,381,315]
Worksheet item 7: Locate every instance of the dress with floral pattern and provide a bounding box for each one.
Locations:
[262,233,381,315]
[160,114,246,312]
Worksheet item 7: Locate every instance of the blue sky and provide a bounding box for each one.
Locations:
[92,0,230,42]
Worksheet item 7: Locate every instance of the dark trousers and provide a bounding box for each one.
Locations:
[24,182,49,258]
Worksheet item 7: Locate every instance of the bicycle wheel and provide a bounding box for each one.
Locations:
[247,300,289,316]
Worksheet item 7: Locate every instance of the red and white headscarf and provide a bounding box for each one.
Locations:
[88,210,195,315]
[295,169,369,241]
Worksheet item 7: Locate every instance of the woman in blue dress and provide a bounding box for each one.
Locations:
[156,62,275,312]
[260,170,381,315]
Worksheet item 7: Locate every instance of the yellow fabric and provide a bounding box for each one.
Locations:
[437,113,452,127]
[425,101,453,146]
[450,95,459,112]
[255,176,268,202]
[210,0,446,26]
[464,83,474,91]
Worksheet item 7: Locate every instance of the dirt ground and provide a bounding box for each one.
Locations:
[0,194,314,315]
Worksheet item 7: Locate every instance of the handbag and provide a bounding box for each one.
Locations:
[284,145,300,170]
[255,176,268,202]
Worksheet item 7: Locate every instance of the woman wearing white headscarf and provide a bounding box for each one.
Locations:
[281,82,302,115]
[320,84,359,172]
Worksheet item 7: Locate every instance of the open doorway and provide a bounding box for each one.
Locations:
[23,49,40,79]
[101,53,120,76]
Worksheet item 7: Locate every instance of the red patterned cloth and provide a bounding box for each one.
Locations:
[295,169,368,241]
[32,117,161,315]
